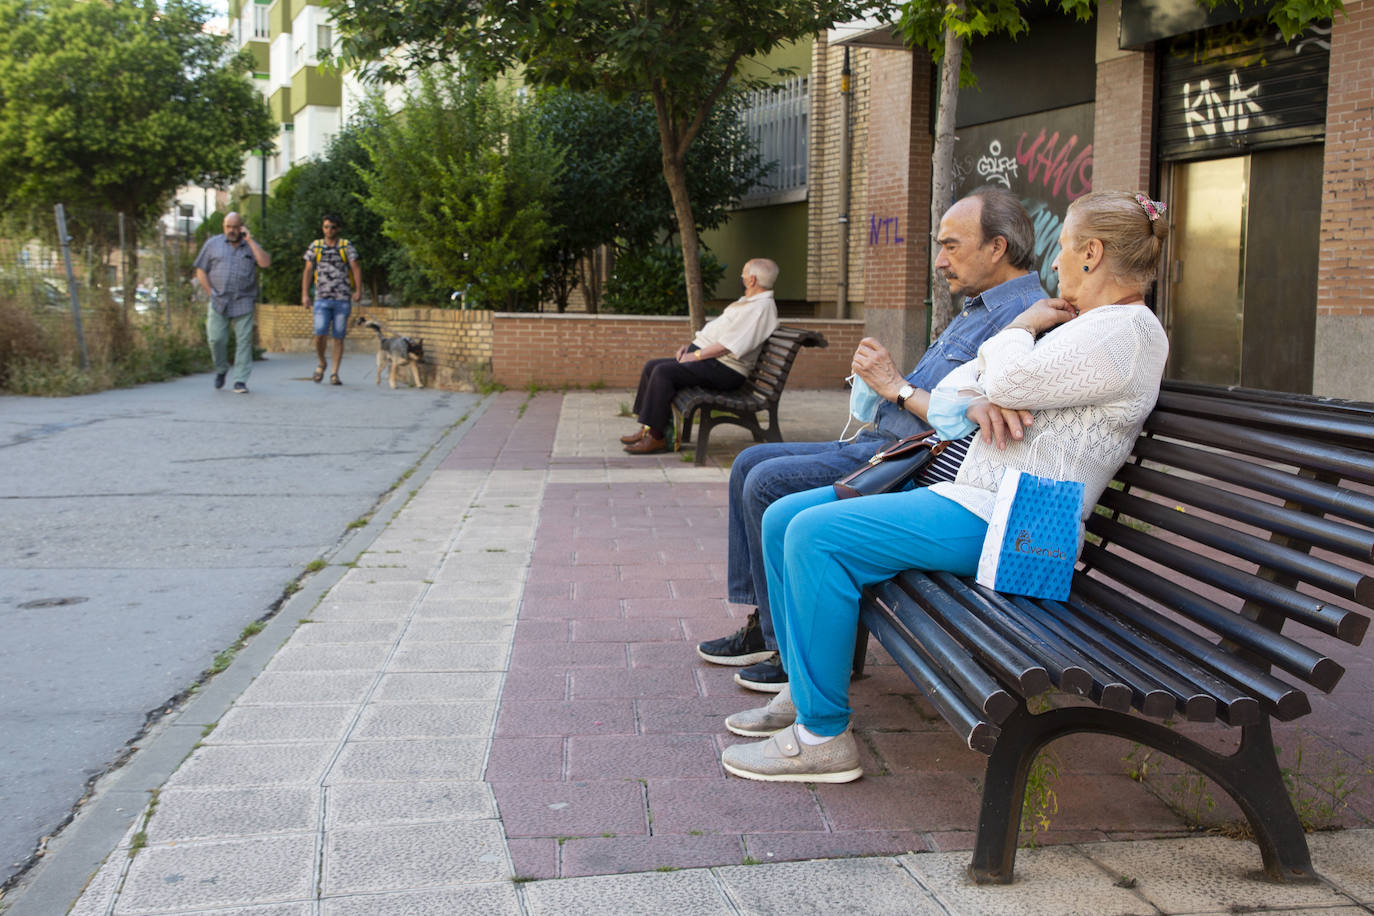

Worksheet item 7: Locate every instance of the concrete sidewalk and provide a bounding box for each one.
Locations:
[7,387,1373,915]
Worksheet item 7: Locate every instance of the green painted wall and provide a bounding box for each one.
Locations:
[270,0,292,41]
[701,200,808,302]
[739,37,812,82]
[269,86,292,122]
[291,66,342,113]
[246,40,270,74]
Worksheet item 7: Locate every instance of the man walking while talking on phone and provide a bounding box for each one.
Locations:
[194,211,271,394]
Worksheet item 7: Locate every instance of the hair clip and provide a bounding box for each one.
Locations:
[1134,193,1166,222]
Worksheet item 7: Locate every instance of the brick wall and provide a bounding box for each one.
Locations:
[807,35,872,311]
[491,314,861,390]
[1092,53,1154,193]
[860,47,933,375]
[1318,0,1374,319]
[256,306,860,391]
[257,305,496,389]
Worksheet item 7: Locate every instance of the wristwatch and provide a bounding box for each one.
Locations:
[895,383,915,410]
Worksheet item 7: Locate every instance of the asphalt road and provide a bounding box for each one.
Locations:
[0,351,480,887]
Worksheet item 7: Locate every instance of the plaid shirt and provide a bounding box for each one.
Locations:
[194,234,260,317]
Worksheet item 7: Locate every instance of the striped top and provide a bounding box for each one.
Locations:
[920,433,972,486]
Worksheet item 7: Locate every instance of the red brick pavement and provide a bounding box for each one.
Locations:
[468,392,1374,881]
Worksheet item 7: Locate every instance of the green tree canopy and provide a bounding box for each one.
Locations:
[526,87,768,311]
[358,71,563,311]
[253,123,446,307]
[0,0,275,231]
[329,0,894,330]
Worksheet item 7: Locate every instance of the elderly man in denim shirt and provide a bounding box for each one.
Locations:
[699,187,1049,691]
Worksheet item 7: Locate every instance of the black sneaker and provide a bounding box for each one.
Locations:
[233,381,249,394]
[735,656,788,693]
[214,372,226,390]
[697,612,773,666]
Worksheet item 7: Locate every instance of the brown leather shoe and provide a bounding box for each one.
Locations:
[620,427,648,444]
[624,434,667,454]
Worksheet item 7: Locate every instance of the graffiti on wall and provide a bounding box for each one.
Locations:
[868,215,906,245]
[953,103,1094,296]
[1183,71,1262,140]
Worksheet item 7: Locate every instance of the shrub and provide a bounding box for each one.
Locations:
[601,245,725,316]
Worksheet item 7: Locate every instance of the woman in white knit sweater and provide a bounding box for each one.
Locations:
[721,190,1172,784]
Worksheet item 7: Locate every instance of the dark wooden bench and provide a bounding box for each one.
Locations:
[856,379,1374,884]
[672,325,828,466]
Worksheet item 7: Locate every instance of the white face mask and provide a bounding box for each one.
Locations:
[839,374,881,441]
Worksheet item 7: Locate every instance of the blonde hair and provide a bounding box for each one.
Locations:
[1065,190,1169,291]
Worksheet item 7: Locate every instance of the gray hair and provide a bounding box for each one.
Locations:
[965,186,1035,271]
[746,258,779,290]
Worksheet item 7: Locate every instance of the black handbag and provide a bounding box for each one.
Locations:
[833,430,949,499]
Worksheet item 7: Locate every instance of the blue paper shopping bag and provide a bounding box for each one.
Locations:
[976,467,1084,600]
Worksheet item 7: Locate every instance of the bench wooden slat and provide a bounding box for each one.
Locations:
[861,598,1001,754]
[931,573,1094,697]
[1083,545,1343,696]
[1100,489,1374,606]
[1056,597,1223,722]
[869,581,1017,723]
[1148,411,1374,486]
[895,573,1052,697]
[1132,437,1374,528]
[1087,514,1366,643]
[1116,463,1374,562]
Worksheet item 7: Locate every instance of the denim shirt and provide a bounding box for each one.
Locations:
[874,272,1048,440]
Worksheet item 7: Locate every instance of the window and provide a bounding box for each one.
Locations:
[316,24,333,56]
[252,3,270,40]
[739,76,808,201]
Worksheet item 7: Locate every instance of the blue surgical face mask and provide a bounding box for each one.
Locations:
[840,374,881,441]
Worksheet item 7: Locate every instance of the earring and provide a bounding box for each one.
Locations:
[1082,265,1090,272]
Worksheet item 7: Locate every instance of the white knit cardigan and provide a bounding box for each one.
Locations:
[928,304,1170,523]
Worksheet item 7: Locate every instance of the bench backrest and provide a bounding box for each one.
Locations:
[1079,381,1374,716]
[742,326,828,400]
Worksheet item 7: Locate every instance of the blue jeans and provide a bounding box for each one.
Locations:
[313,298,352,339]
[726,433,892,650]
[762,485,988,735]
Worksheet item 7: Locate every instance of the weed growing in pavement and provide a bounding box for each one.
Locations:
[1281,736,1372,830]
[742,856,761,866]
[305,559,326,573]
[201,723,216,738]
[206,621,265,676]
[126,789,161,858]
[347,516,369,530]
[1020,694,1061,847]
[283,580,301,597]
[617,401,632,417]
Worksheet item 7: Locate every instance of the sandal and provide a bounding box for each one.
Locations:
[312,365,325,383]
[330,373,342,386]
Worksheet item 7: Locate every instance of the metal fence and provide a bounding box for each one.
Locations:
[740,75,809,200]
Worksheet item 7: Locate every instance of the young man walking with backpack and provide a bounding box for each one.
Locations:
[301,214,362,385]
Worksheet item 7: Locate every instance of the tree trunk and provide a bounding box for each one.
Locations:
[929,13,965,342]
[661,147,706,331]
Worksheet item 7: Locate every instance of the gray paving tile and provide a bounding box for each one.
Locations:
[353,701,495,739]
[326,781,496,828]
[206,705,356,744]
[1084,836,1353,912]
[716,858,942,915]
[900,847,1155,916]
[67,856,122,916]
[412,597,520,619]
[521,870,733,915]
[235,671,375,706]
[328,738,488,782]
[289,620,405,645]
[405,619,515,642]
[321,884,520,915]
[334,567,430,583]
[328,580,428,603]
[322,820,510,894]
[390,642,510,671]
[308,599,417,621]
[419,579,524,599]
[371,672,503,703]
[165,743,335,789]
[114,835,314,913]
[145,787,319,842]
[1310,829,1374,902]
[263,644,392,672]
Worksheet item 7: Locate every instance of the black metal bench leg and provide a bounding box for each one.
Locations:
[852,623,868,677]
[968,705,1315,885]
[693,418,712,466]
